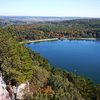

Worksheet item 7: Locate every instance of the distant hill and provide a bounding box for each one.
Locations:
[0,16,82,27]
[0,16,82,21]
[0,16,100,27]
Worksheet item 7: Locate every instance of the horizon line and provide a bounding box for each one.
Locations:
[0,15,100,19]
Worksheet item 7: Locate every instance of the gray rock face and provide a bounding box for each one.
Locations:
[0,72,11,100]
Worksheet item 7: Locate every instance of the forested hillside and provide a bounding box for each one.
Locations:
[0,28,100,100]
[3,18,100,42]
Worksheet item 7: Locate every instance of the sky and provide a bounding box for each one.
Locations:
[0,0,100,18]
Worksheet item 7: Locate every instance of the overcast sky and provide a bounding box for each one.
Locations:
[0,0,100,17]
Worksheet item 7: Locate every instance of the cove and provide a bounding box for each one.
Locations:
[25,39,100,84]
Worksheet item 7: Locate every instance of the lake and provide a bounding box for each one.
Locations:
[25,39,100,84]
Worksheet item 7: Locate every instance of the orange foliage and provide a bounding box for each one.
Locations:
[39,86,54,94]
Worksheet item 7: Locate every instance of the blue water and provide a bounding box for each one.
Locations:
[25,40,100,84]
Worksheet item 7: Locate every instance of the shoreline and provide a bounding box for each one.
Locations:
[19,38,58,44]
[66,38,97,40]
[19,38,99,44]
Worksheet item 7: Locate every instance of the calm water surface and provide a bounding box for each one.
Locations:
[25,40,100,84]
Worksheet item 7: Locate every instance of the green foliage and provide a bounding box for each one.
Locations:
[31,66,50,87]
[0,29,33,83]
[29,50,52,71]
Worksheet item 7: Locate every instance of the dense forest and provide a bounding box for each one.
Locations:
[2,18,100,42]
[0,17,100,99]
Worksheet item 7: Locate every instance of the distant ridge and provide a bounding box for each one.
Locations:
[0,16,100,27]
[0,16,82,22]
